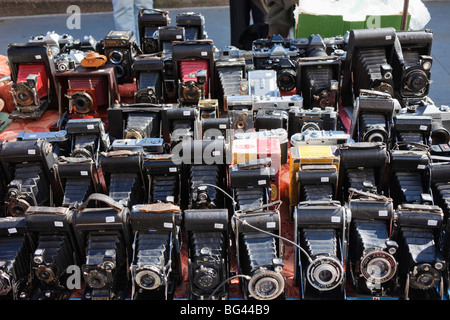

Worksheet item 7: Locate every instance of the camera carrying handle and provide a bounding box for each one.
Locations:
[77,193,124,214]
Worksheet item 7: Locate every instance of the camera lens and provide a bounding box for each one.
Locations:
[71,92,94,114]
[109,50,123,64]
[277,69,296,92]
[405,70,428,92]
[0,273,11,295]
[86,270,107,289]
[360,251,397,284]
[412,263,439,290]
[135,269,162,290]
[194,267,218,290]
[248,269,284,300]
[306,255,343,291]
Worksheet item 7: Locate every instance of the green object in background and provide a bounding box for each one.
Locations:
[295,13,411,38]
[0,112,11,133]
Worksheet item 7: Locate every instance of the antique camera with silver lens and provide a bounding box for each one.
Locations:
[129,202,182,300]
[391,203,446,300]
[57,118,110,207]
[341,27,396,106]
[185,209,229,300]
[137,8,170,54]
[392,30,433,106]
[230,159,286,300]
[25,206,81,300]
[72,194,132,300]
[288,106,337,139]
[296,34,341,110]
[104,30,139,84]
[0,139,63,216]
[293,201,348,299]
[347,189,400,298]
[0,216,34,300]
[350,90,396,144]
[133,54,165,104]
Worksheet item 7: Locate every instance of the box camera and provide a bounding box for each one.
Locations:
[129,202,182,300]
[100,150,146,208]
[392,30,433,105]
[389,148,432,207]
[347,191,400,298]
[184,208,229,299]
[233,210,285,300]
[175,12,207,41]
[296,34,341,110]
[103,30,139,84]
[391,203,446,300]
[133,54,165,104]
[107,102,165,140]
[341,27,397,106]
[55,64,119,118]
[72,193,132,300]
[392,114,432,149]
[338,141,389,201]
[0,216,34,300]
[288,106,337,139]
[172,40,215,104]
[7,41,58,119]
[137,9,171,54]
[293,201,348,299]
[0,139,64,216]
[350,90,397,144]
[24,206,81,299]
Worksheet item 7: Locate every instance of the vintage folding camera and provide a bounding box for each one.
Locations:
[7,41,58,119]
[103,30,139,84]
[72,193,132,300]
[184,209,229,300]
[391,114,432,149]
[161,106,198,146]
[172,40,215,104]
[0,139,64,216]
[129,202,182,300]
[214,45,249,111]
[0,216,34,300]
[350,90,396,144]
[296,34,341,110]
[175,12,207,41]
[232,209,285,300]
[296,161,339,204]
[229,106,254,132]
[24,206,81,300]
[100,150,146,208]
[137,8,171,54]
[293,201,348,299]
[392,30,433,105]
[338,141,389,201]
[391,203,446,300]
[133,54,165,103]
[230,158,285,300]
[388,147,432,207]
[252,34,303,93]
[347,190,400,298]
[55,64,119,118]
[341,27,397,106]
[287,106,337,138]
[144,154,182,206]
[107,102,165,140]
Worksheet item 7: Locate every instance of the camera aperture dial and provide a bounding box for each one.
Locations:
[360,248,397,284]
[306,255,343,291]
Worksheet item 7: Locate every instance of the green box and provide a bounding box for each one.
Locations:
[295,13,410,38]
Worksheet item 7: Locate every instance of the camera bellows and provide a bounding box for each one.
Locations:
[62,178,93,207]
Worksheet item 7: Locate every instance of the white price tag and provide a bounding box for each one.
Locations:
[105,216,115,223]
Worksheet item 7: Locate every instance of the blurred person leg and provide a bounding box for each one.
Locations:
[133,0,154,43]
[112,0,136,35]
